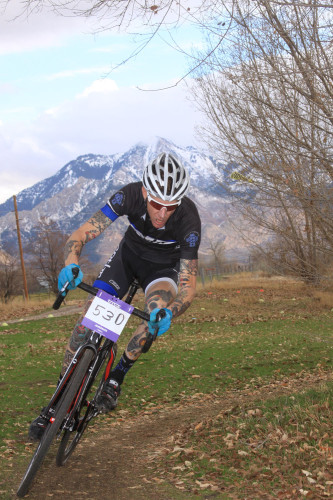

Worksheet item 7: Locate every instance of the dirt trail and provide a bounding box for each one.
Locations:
[3,305,83,325]
[13,371,332,500]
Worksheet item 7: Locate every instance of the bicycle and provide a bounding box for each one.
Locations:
[17,273,164,497]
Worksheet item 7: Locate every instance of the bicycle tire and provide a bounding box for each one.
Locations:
[56,349,113,466]
[17,349,94,498]
[56,404,94,466]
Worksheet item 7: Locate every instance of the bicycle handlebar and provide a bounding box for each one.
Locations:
[52,270,166,351]
[53,276,150,322]
[77,281,151,323]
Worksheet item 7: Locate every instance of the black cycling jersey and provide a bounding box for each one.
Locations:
[101,182,201,264]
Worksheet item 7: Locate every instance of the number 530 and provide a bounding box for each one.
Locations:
[92,304,114,321]
[92,304,125,325]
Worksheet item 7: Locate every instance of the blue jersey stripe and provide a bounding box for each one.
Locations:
[101,203,119,222]
[93,279,119,297]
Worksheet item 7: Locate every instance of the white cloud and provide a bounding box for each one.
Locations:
[18,136,53,157]
[0,79,203,203]
[0,2,206,204]
[3,106,35,115]
[90,45,128,54]
[0,1,97,54]
[42,79,201,155]
[77,79,119,98]
[45,106,61,117]
[44,66,112,81]
[0,82,18,93]
[0,172,39,203]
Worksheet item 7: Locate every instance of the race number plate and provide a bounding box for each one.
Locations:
[81,290,134,342]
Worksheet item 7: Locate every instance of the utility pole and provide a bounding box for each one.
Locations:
[13,195,29,301]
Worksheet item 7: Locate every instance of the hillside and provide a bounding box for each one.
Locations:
[0,137,254,263]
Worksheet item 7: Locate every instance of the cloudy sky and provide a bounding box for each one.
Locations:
[0,1,206,204]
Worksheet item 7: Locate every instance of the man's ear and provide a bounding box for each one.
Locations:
[142,186,148,200]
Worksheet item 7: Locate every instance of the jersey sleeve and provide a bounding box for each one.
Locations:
[100,203,119,221]
[179,200,201,260]
[100,183,141,221]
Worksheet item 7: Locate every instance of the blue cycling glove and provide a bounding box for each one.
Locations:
[58,264,83,293]
[148,308,173,337]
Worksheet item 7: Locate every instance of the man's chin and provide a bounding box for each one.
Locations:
[153,221,165,228]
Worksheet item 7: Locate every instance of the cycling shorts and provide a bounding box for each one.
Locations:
[93,239,179,299]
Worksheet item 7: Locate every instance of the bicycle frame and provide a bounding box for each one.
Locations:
[42,279,144,430]
[17,278,165,497]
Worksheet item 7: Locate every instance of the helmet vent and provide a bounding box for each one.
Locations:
[142,152,190,202]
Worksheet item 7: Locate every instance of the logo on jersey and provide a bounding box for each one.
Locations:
[111,191,125,207]
[108,279,120,290]
[185,231,199,248]
[130,223,177,246]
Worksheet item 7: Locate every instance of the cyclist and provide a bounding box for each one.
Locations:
[29,152,201,440]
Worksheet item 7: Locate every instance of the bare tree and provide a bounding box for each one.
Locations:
[6,0,333,89]
[207,236,226,272]
[6,0,333,283]
[28,217,69,295]
[11,0,209,29]
[191,0,333,282]
[2,0,231,84]
[0,245,20,303]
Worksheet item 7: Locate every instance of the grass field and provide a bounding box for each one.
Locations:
[1,275,333,498]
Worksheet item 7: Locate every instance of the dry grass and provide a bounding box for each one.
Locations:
[312,290,333,308]
[0,296,54,322]
[2,273,333,323]
[197,272,302,291]
[196,272,333,316]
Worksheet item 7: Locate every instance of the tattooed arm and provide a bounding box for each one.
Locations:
[64,210,113,265]
[169,258,198,318]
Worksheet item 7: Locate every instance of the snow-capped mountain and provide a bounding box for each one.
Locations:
[0,138,249,262]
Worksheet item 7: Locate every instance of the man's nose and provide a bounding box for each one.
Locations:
[159,206,167,217]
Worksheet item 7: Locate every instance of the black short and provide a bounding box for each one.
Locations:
[93,240,179,298]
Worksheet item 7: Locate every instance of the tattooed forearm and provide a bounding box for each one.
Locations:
[64,239,83,261]
[64,211,112,264]
[179,259,198,276]
[171,299,192,317]
[170,259,198,318]
[125,287,176,360]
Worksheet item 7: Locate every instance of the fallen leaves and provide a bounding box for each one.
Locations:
[247,408,263,417]
[148,380,333,499]
[194,422,204,432]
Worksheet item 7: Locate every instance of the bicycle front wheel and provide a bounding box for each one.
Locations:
[56,402,94,466]
[56,345,115,466]
[17,349,94,498]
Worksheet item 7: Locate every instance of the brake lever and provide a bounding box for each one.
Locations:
[53,266,80,310]
[142,309,166,354]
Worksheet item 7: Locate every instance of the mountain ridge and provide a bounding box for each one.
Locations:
[0,137,250,263]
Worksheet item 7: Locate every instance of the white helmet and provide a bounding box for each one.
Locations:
[142,153,190,202]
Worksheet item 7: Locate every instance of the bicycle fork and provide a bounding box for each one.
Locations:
[59,335,117,431]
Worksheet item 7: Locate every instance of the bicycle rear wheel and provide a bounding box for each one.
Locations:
[17,349,94,498]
